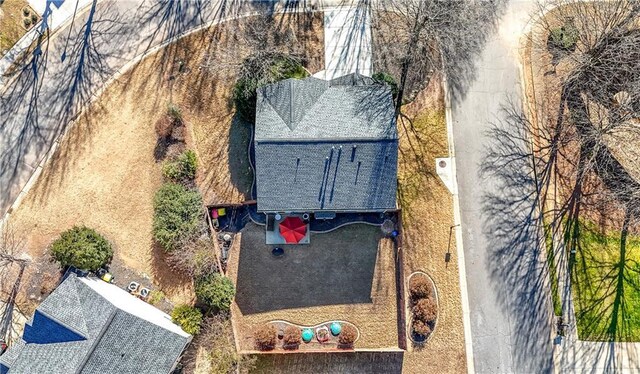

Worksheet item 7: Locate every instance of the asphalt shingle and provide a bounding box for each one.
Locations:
[0,275,190,374]
[255,73,398,212]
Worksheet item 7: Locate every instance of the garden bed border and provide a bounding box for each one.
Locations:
[406,270,439,345]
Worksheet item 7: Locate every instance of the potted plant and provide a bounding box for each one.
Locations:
[316,326,330,343]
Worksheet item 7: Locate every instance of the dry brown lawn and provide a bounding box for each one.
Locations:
[7,13,324,308]
[0,0,35,54]
[398,78,467,373]
[227,223,399,351]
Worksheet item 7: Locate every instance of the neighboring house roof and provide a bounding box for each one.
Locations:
[0,275,190,374]
[255,73,398,212]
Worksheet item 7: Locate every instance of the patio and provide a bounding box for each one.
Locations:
[226,222,400,350]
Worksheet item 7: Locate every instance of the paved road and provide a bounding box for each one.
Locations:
[452,1,556,373]
[0,0,306,216]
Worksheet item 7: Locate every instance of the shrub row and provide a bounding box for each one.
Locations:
[253,323,357,351]
[409,275,437,339]
[152,182,203,252]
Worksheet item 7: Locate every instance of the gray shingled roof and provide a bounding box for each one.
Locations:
[0,275,190,374]
[255,73,398,212]
[255,73,397,141]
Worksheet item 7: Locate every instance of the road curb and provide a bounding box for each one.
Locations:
[442,73,475,374]
[0,2,329,226]
[0,0,98,90]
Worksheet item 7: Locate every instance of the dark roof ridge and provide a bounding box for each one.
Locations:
[256,137,397,143]
[74,309,118,374]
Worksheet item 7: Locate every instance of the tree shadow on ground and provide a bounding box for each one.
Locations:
[370,0,507,107]
[0,31,50,215]
[480,100,554,373]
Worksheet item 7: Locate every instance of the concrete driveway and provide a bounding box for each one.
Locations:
[452,1,555,372]
[315,4,372,80]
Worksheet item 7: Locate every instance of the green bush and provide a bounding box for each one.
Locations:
[148,290,165,306]
[153,183,203,251]
[50,226,113,271]
[195,273,236,311]
[167,103,182,121]
[550,22,579,51]
[233,54,308,122]
[171,304,203,335]
[162,150,197,182]
[372,72,399,99]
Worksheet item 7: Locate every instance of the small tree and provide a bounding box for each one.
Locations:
[171,305,203,335]
[50,226,113,271]
[153,183,203,252]
[282,326,301,348]
[412,319,432,338]
[162,150,198,183]
[338,324,357,347]
[413,298,438,323]
[254,324,277,351]
[195,273,235,311]
[409,276,432,301]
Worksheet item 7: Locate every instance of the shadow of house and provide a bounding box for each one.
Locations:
[234,223,381,314]
[228,113,254,199]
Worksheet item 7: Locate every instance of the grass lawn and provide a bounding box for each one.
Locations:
[544,222,563,316]
[572,221,640,342]
[0,0,34,54]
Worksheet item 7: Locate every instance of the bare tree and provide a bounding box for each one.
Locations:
[167,237,219,278]
[372,0,506,114]
[481,0,640,343]
[527,0,640,237]
[0,224,30,345]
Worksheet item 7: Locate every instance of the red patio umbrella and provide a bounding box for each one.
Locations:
[279,216,307,244]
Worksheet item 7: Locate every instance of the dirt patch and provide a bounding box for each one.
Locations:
[7,13,324,309]
[227,223,398,351]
